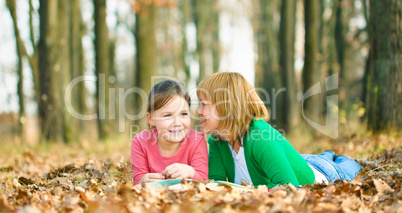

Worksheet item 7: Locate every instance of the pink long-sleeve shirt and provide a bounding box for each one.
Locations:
[131,128,208,185]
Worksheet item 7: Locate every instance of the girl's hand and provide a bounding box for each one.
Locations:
[162,163,195,179]
[140,173,165,187]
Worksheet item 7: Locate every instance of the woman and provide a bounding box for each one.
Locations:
[196,72,360,188]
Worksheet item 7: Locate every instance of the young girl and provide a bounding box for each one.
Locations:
[196,72,360,188]
[131,80,208,186]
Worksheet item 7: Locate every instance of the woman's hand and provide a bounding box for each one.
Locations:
[162,163,195,179]
[140,173,165,187]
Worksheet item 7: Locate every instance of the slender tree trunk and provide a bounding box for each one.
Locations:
[360,0,370,116]
[211,4,220,73]
[361,51,370,119]
[193,0,207,83]
[180,0,191,87]
[254,0,281,127]
[279,0,298,131]
[328,0,340,77]
[317,0,340,122]
[94,0,111,139]
[38,0,65,142]
[159,9,177,77]
[335,0,347,109]
[193,0,220,83]
[58,0,72,142]
[6,0,25,142]
[28,0,40,106]
[327,0,340,123]
[318,0,327,119]
[109,39,117,78]
[302,0,321,128]
[135,4,158,130]
[193,0,217,83]
[70,0,87,138]
[367,0,401,132]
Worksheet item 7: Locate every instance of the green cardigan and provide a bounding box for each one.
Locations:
[208,119,315,188]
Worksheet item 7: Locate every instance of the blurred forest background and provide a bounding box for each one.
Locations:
[0,0,400,145]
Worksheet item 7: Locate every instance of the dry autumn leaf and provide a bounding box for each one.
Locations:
[373,178,395,195]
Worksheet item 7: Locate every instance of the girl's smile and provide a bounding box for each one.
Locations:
[147,95,191,144]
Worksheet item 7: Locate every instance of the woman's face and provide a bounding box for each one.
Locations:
[196,95,220,134]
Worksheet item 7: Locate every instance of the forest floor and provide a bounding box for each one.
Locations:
[0,133,401,212]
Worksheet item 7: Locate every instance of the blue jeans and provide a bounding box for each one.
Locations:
[302,150,361,183]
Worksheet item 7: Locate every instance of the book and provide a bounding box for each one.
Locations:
[145,179,255,192]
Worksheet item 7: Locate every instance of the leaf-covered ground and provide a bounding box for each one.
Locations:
[0,134,401,212]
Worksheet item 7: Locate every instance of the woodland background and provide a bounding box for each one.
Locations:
[0,0,401,212]
[0,0,400,143]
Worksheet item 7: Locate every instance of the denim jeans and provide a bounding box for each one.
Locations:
[302,150,361,183]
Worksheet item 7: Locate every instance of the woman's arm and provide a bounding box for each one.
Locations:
[208,138,227,181]
[252,137,300,187]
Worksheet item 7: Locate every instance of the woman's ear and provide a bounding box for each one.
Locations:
[146,112,155,126]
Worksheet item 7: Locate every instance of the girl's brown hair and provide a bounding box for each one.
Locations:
[147,80,191,115]
[197,72,269,143]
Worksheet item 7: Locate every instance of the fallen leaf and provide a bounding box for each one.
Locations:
[373,179,394,195]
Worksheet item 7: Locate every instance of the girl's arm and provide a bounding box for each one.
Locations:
[252,137,300,187]
[161,133,208,180]
[131,137,150,185]
[189,135,209,181]
[208,137,227,181]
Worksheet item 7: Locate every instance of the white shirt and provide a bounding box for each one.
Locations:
[229,140,253,185]
[309,165,329,184]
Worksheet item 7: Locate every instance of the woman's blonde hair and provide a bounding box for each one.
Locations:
[197,72,269,143]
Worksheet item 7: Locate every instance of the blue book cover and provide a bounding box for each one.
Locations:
[146,179,255,192]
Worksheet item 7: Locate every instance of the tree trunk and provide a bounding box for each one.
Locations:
[70,0,87,139]
[135,4,158,130]
[328,0,340,77]
[211,3,220,73]
[94,0,111,140]
[279,0,298,131]
[193,0,207,83]
[180,0,191,87]
[253,0,281,127]
[56,0,83,143]
[335,0,346,109]
[6,0,25,142]
[366,0,401,132]
[193,0,216,83]
[57,0,73,142]
[38,0,64,142]
[361,0,370,116]
[28,0,40,104]
[159,8,179,78]
[302,0,321,128]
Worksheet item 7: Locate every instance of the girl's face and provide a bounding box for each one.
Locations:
[147,95,191,144]
[196,95,220,134]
